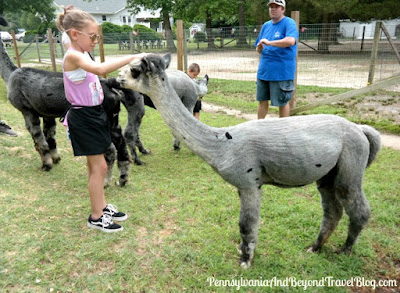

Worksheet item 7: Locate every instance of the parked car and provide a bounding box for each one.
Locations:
[0,31,12,42]
[15,31,26,41]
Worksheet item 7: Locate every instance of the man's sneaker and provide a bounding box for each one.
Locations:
[87,214,123,233]
[103,204,128,221]
[0,121,17,136]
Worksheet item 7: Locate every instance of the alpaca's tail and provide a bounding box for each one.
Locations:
[359,125,381,167]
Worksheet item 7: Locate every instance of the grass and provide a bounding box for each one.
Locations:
[0,71,399,291]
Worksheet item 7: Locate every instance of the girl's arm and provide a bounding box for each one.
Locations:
[65,52,147,76]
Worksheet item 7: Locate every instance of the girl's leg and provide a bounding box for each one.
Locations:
[87,154,107,219]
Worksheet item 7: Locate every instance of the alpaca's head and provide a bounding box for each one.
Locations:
[194,74,209,99]
[117,54,171,96]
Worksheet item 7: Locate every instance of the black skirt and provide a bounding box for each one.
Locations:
[68,105,111,156]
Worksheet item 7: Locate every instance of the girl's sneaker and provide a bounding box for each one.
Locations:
[87,214,123,233]
[103,204,128,221]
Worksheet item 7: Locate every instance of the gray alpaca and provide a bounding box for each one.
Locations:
[117,54,381,268]
[0,23,130,186]
[142,70,209,150]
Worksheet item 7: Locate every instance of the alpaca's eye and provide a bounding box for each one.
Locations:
[130,68,141,79]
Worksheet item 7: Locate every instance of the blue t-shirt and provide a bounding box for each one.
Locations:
[255,17,298,81]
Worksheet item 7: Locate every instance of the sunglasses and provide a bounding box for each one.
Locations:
[77,31,101,42]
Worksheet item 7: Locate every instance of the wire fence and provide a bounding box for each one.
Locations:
[5,23,400,90]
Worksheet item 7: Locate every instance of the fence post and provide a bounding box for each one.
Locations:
[36,35,41,63]
[367,20,382,85]
[177,20,184,71]
[11,30,21,68]
[47,28,57,72]
[130,31,134,54]
[98,25,106,78]
[183,23,188,73]
[289,11,300,110]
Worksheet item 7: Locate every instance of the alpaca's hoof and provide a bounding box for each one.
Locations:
[118,177,128,187]
[134,158,145,165]
[240,261,251,269]
[173,145,181,151]
[41,164,52,171]
[335,246,352,255]
[52,156,61,164]
[141,149,151,155]
[306,245,320,253]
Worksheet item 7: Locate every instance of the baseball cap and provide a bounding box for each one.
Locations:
[268,0,286,8]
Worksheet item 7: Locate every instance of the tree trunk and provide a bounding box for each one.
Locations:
[317,14,331,53]
[162,9,176,51]
[237,0,248,46]
[206,10,214,50]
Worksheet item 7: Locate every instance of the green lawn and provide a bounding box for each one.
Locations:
[0,75,399,292]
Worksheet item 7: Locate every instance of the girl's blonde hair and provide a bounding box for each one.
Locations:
[56,5,97,32]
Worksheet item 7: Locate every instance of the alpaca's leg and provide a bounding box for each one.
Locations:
[43,117,60,164]
[24,113,53,171]
[123,119,150,165]
[334,144,370,254]
[238,187,261,269]
[308,172,344,253]
[130,99,151,156]
[173,135,181,151]
[104,143,116,188]
[337,188,370,254]
[111,124,131,187]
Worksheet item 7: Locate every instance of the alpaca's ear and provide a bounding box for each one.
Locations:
[163,54,171,69]
[148,59,157,75]
[204,74,209,84]
[0,16,8,27]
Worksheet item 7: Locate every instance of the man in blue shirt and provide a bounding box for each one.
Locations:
[255,0,298,118]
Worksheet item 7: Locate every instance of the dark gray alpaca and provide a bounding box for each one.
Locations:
[0,17,130,186]
[118,54,381,268]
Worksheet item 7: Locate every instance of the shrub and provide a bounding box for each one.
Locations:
[194,31,206,42]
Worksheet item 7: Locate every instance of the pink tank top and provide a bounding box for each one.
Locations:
[62,48,104,107]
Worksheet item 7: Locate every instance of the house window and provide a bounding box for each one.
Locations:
[128,17,131,23]
[102,15,106,21]
[123,16,126,23]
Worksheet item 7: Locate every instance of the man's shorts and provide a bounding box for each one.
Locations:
[256,79,294,106]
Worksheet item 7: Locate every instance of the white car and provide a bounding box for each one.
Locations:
[0,31,12,42]
[16,31,26,41]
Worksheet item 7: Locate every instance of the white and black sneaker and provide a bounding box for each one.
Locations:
[103,204,128,221]
[0,121,17,137]
[87,214,123,233]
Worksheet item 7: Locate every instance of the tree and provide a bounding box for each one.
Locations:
[175,0,234,49]
[287,0,400,52]
[126,0,176,50]
[0,0,55,34]
[0,0,55,21]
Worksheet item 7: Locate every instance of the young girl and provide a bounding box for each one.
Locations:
[57,7,146,233]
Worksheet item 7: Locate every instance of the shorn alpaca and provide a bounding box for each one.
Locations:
[0,18,130,186]
[143,70,209,150]
[117,54,381,268]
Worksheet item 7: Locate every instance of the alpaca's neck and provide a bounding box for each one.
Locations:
[0,41,17,84]
[149,78,226,166]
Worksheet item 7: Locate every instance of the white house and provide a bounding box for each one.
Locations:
[339,18,400,39]
[189,23,206,38]
[53,0,164,32]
